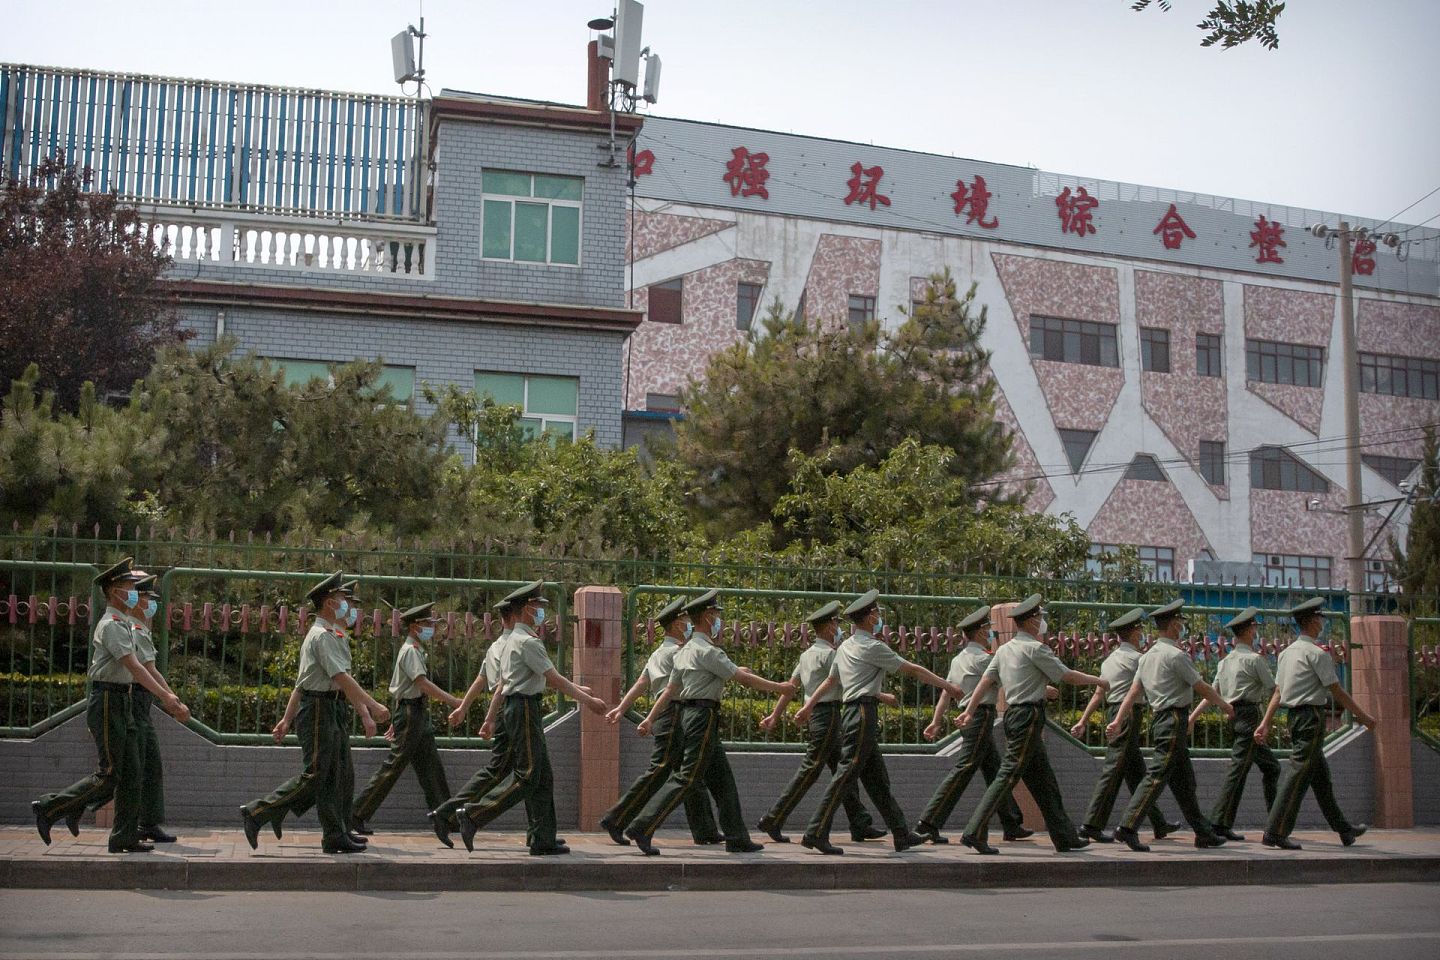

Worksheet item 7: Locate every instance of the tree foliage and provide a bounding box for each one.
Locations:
[1132,0,1286,50]
[1391,427,1440,603]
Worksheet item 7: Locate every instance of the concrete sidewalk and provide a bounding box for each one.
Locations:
[2,826,1437,891]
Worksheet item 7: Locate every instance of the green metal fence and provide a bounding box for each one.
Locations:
[1411,617,1440,751]
[0,560,101,737]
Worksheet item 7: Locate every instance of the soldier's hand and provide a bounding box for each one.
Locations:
[1359,713,1377,731]
[1253,721,1270,743]
[636,718,653,737]
[759,714,777,731]
[1045,686,1060,701]
[954,710,974,728]
[793,706,811,725]
[272,718,291,744]
[372,703,391,724]
[479,720,495,739]
[1187,717,1197,734]
[576,685,594,696]
[923,721,939,741]
[1069,719,1087,739]
[945,682,967,699]
[1104,720,1123,741]
[1221,702,1236,721]
[877,692,899,707]
[448,706,467,727]
[1096,678,1112,691]
[164,692,184,716]
[445,694,463,709]
[585,695,608,715]
[605,705,623,725]
[361,713,378,738]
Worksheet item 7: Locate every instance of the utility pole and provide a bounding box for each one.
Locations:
[1336,222,1366,616]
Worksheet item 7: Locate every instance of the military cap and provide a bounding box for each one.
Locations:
[305,571,346,605]
[1107,607,1146,633]
[93,557,144,588]
[399,602,439,625]
[1010,593,1043,622]
[340,579,360,597]
[501,580,548,607]
[958,604,992,633]
[1149,599,1185,622]
[682,589,721,616]
[1225,606,1260,634]
[804,600,843,625]
[134,574,159,597]
[1289,596,1327,621]
[842,589,881,619]
[654,596,688,626]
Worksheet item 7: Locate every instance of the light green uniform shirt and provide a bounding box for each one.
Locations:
[829,629,905,702]
[1275,634,1339,708]
[666,632,740,701]
[792,639,842,703]
[389,638,428,699]
[643,637,682,692]
[1135,637,1201,710]
[981,631,1067,705]
[1100,642,1142,706]
[88,607,138,684]
[500,623,554,697]
[296,619,351,692]
[482,628,513,689]
[1215,643,1276,705]
[948,642,998,709]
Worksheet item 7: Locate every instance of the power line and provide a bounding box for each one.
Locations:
[1374,184,1440,232]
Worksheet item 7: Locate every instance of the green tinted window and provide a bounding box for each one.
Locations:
[375,366,414,403]
[474,372,525,406]
[482,199,512,258]
[542,421,576,441]
[526,376,578,416]
[550,206,580,264]
[518,417,543,440]
[275,359,331,388]
[481,170,532,196]
[533,174,582,201]
[513,202,548,262]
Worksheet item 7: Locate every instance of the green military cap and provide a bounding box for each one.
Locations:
[340,579,360,597]
[1107,607,1146,632]
[501,580,548,607]
[1225,606,1260,633]
[93,556,143,588]
[842,589,881,619]
[399,601,439,625]
[804,600,843,625]
[1149,598,1184,622]
[654,596,688,626]
[958,604,991,632]
[305,571,346,605]
[491,597,513,612]
[682,589,721,616]
[1010,593,1043,621]
[1288,596,1327,620]
[134,574,159,597]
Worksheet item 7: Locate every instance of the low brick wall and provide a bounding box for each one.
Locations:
[1412,739,1440,826]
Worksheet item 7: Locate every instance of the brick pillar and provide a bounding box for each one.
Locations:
[1350,615,1412,828]
[573,586,624,831]
[990,601,1042,829]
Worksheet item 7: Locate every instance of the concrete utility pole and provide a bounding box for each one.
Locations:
[1336,221,1366,615]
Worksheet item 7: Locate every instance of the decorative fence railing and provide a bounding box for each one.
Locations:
[1411,617,1440,752]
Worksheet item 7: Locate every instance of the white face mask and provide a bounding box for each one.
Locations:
[874,617,885,633]
[333,598,350,621]
[347,606,359,627]
[711,616,722,635]
[1036,617,1048,637]
[683,622,694,640]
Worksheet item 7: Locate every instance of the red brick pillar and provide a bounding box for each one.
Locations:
[1350,615,1412,828]
[990,601,1042,829]
[573,586,624,831]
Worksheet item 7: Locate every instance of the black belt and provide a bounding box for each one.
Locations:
[507,692,543,701]
[848,696,880,705]
[302,690,343,700]
[1009,700,1045,708]
[1158,705,1187,713]
[1285,703,1324,711]
[678,698,719,707]
[91,681,132,692]
[397,695,425,705]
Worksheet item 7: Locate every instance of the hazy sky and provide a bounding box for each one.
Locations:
[5,0,1438,227]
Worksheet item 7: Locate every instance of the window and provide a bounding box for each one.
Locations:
[1140,327,1170,373]
[480,170,582,265]
[1087,543,1176,582]
[1253,552,1332,589]
[645,392,682,414]
[1199,440,1226,485]
[648,278,683,324]
[1030,315,1120,367]
[1196,333,1222,377]
[736,282,762,331]
[1366,558,1397,593]
[474,372,578,440]
[271,359,415,405]
[1250,446,1329,492]
[1358,352,1439,400]
[1245,338,1325,388]
[847,295,876,328]
[1123,454,1167,481]
[1362,454,1420,487]
[1059,429,1098,474]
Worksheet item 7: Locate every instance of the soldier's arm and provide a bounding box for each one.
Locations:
[1328,682,1376,729]
[1191,679,1233,717]
[273,686,303,742]
[119,654,183,712]
[416,675,461,708]
[608,674,651,724]
[899,660,963,697]
[1072,686,1105,738]
[144,660,177,696]
[452,668,490,722]
[1105,677,1144,739]
[332,672,388,733]
[956,676,997,725]
[1060,668,1107,689]
[638,681,680,734]
[732,666,796,695]
[793,675,839,724]
[925,689,951,741]
[543,668,607,714]
[1254,688,1283,742]
[1186,701,1209,729]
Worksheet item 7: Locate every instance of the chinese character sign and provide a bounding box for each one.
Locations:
[722,147,770,199]
[844,162,891,210]
[1152,203,1196,250]
[1352,237,1377,276]
[951,174,998,229]
[628,145,655,177]
[1249,215,1285,264]
[1055,186,1099,236]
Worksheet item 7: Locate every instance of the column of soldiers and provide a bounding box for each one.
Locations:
[30,568,1377,857]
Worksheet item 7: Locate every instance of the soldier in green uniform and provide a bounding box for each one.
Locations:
[956,594,1107,855]
[351,603,460,835]
[623,589,795,856]
[32,558,189,853]
[913,604,1032,845]
[457,581,608,856]
[1072,607,1180,843]
[599,596,721,847]
[753,600,886,845]
[1256,597,1375,850]
[128,575,181,843]
[240,572,391,854]
[794,589,962,856]
[1186,606,1281,841]
[1106,599,1233,852]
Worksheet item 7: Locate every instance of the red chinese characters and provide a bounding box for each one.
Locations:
[951,174,998,229]
[722,146,770,199]
[844,162,890,210]
[1249,215,1286,264]
[627,144,655,177]
[1153,203,1196,250]
[1352,237,1377,276]
[1055,186,1099,236]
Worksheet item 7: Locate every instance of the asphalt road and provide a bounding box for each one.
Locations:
[1,883,1436,959]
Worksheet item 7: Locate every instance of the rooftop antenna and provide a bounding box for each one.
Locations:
[589,2,660,168]
[391,13,428,218]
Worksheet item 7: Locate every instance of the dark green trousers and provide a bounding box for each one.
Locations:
[1210,701,1280,830]
[434,704,513,828]
[603,702,720,839]
[919,704,1023,834]
[1082,703,1169,833]
[131,689,166,829]
[243,695,347,846]
[1266,705,1354,838]
[35,685,141,847]
[462,694,559,850]
[354,698,452,823]
[633,701,751,842]
[1120,706,1216,838]
[805,699,909,842]
[764,701,876,837]
[963,702,1081,849]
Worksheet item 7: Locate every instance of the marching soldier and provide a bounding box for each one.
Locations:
[1106,599,1232,852]
[599,596,722,847]
[754,600,885,845]
[128,575,181,843]
[1187,606,1281,841]
[622,589,794,856]
[795,589,962,856]
[240,572,390,854]
[1256,597,1375,850]
[913,604,1032,845]
[31,558,189,853]
[351,603,460,835]
[457,581,608,856]
[1073,607,1180,843]
[956,594,1106,855]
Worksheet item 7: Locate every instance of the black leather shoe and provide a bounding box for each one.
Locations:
[960,833,998,855]
[1080,825,1114,843]
[692,835,725,845]
[347,832,368,845]
[31,802,54,846]
[915,822,948,845]
[64,812,81,838]
[353,818,373,836]
[726,839,764,853]
[458,813,478,853]
[321,837,365,854]
[1153,820,1183,840]
[600,816,630,846]
[1003,827,1036,841]
[1340,824,1368,847]
[757,817,790,843]
[893,830,926,852]
[852,826,887,841]
[1194,833,1226,849]
[529,843,570,856]
[1056,837,1091,852]
[1262,832,1302,850]
[625,826,659,856]
[427,811,454,849]
[1114,826,1150,852]
[1217,827,1245,842]
[140,826,177,843]
[801,834,844,855]
[239,808,261,850]
[108,841,155,853]
[271,818,283,840]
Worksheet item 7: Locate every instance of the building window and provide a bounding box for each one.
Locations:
[1199,440,1226,485]
[480,170,582,265]
[1245,338,1325,388]
[1140,327,1170,373]
[1253,552,1332,589]
[1196,333,1222,377]
[648,277,683,324]
[1366,558,1397,593]
[474,372,578,441]
[1059,428,1098,474]
[1362,454,1420,487]
[645,392,682,414]
[736,282,762,331]
[848,294,877,328]
[1123,454,1167,481]
[1030,316,1120,368]
[1250,446,1328,492]
[1358,352,1440,400]
[271,359,415,406]
[1087,543,1176,582]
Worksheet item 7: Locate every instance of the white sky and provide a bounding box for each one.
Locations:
[4,0,1438,226]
